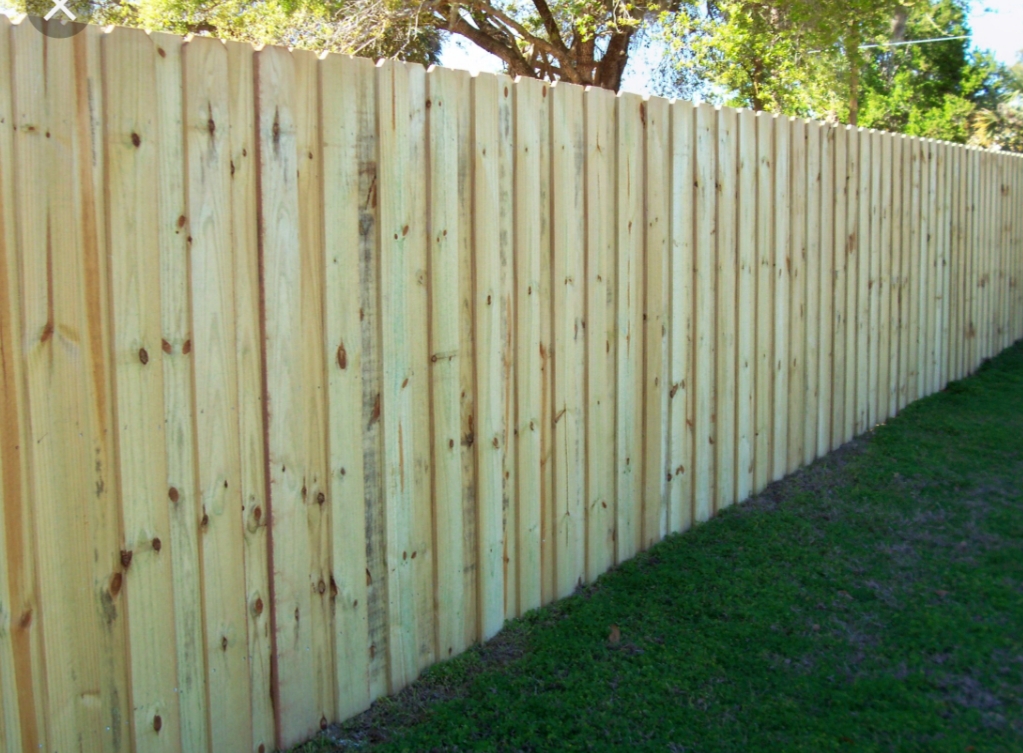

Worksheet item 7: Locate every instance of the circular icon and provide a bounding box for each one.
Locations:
[28,13,86,39]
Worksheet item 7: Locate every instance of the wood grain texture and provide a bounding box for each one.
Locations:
[817,124,835,455]
[669,100,695,530]
[473,73,507,637]
[0,18,46,752]
[772,117,790,479]
[877,133,893,425]
[754,113,775,489]
[514,76,549,615]
[584,85,617,577]
[844,127,859,441]
[644,96,670,539]
[615,93,644,559]
[256,44,315,746]
[715,106,738,510]
[736,110,756,501]
[550,81,586,593]
[830,126,848,447]
[222,38,275,752]
[803,121,820,467]
[182,35,253,751]
[787,118,806,474]
[157,33,210,753]
[322,52,373,719]
[377,59,430,690]
[693,104,717,519]
[103,27,182,753]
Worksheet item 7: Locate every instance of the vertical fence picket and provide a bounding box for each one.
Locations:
[693,104,718,517]
[878,133,893,424]
[818,124,835,455]
[754,112,775,490]
[321,52,373,718]
[644,97,671,540]
[514,76,549,614]
[787,118,806,474]
[669,100,695,531]
[867,131,882,428]
[182,35,255,751]
[736,110,757,499]
[584,86,617,577]
[550,81,587,594]
[715,107,738,509]
[614,93,644,559]
[803,122,820,466]
[831,125,848,448]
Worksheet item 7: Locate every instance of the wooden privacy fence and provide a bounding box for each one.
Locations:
[1,15,1022,753]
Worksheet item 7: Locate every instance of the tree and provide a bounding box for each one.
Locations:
[971,52,1023,153]
[659,0,1000,141]
[660,0,897,119]
[17,0,694,92]
[858,0,1000,141]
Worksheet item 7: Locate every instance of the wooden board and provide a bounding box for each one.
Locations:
[855,129,871,434]
[221,39,276,752]
[921,140,936,396]
[715,106,738,509]
[16,22,134,751]
[534,84,554,609]
[693,103,717,517]
[866,131,881,428]
[877,133,892,424]
[644,96,670,541]
[322,52,374,718]
[550,81,586,592]
[182,35,256,751]
[842,126,858,443]
[753,112,775,491]
[377,59,432,687]
[472,71,504,637]
[898,137,913,410]
[907,138,922,402]
[496,76,516,621]
[668,100,695,532]
[295,51,340,716]
[787,118,806,473]
[614,92,645,560]
[803,122,820,467]
[772,117,790,478]
[0,17,47,752]
[158,33,210,753]
[887,135,903,417]
[830,126,848,447]
[817,124,835,455]
[584,86,617,575]
[514,75,548,614]
[736,110,756,500]
[104,28,186,753]
[255,45,320,746]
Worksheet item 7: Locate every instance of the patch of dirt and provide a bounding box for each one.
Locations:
[318,624,530,750]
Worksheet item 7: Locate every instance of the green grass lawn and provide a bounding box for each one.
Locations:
[297,342,1023,752]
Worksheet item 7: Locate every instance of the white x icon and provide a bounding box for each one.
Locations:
[44,0,76,21]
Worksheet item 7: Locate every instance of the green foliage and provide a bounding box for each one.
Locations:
[295,341,1023,751]
[858,0,999,141]
[971,52,1023,153]
[661,0,1004,144]
[16,0,443,64]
